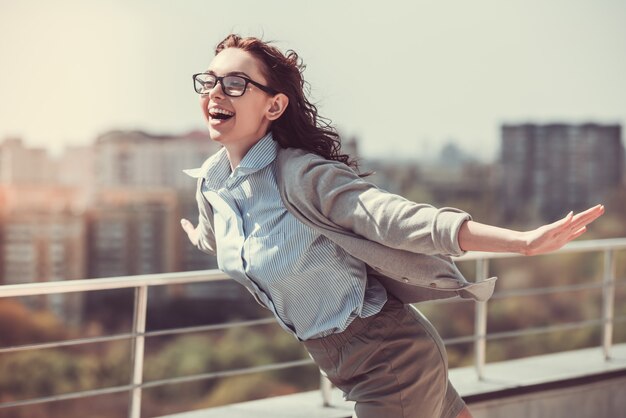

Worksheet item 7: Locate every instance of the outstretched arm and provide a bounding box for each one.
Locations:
[458,204,605,256]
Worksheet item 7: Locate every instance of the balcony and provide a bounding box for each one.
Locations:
[1,238,625,418]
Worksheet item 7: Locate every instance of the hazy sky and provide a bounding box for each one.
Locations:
[1,0,624,161]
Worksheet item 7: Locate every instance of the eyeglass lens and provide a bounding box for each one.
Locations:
[194,74,246,96]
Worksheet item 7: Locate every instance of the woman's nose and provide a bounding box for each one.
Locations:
[208,81,225,99]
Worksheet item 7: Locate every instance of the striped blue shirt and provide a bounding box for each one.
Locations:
[200,132,387,340]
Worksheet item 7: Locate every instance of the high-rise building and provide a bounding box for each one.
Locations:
[87,188,180,278]
[501,123,623,222]
[94,129,219,190]
[92,129,222,275]
[0,185,88,324]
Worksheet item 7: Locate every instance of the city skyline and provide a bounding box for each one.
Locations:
[1,0,625,161]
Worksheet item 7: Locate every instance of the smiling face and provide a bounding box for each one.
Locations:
[199,48,282,155]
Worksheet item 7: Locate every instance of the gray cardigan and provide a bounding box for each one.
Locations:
[185,146,497,303]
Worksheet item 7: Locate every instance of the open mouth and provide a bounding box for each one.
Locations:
[209,108,235,121]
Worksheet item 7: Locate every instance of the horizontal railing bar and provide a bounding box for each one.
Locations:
[5,283,621,354]
[0,270,230,298]
[443,315,626,346]
[0,383,135,410]
[490,281,606,299]
[1,238,624,299]
[0,318,277,354]
[485,318,604,341]
[14,313,615,355]
[443,335,477,345]
[455,237,626,261]
[0,332,135,354]
[144,317,277,337]
[141,358,314,389]
[416,279,626,306]
[9,312,616,359]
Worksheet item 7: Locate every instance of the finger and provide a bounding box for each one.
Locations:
[572,204,603,221]
[180,218,194,232]
[572,212,603,230]
[571,205,605,230]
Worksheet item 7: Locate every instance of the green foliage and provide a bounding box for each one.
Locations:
[145,334,216,381]
[1,350,80,398]
[0,340,130,401]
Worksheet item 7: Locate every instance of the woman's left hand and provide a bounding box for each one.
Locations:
[520,204,605,256]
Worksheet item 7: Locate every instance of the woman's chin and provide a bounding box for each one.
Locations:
[207,125,227,142]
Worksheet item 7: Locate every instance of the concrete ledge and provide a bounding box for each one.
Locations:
[451,343,626,400]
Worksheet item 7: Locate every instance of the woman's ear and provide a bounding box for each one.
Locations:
[266,93,289,121]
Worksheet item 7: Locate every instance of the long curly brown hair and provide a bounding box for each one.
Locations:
[214,34,360,171]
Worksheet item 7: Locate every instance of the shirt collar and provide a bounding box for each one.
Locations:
[236,131,278,175]
[182,131,278,189]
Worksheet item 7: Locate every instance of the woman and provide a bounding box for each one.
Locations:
[180,34,604,418]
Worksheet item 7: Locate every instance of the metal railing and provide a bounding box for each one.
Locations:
[1,238,625,416]
[455,237,626,379]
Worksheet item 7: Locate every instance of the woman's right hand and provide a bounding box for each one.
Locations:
[520,204,605,256]
[180,218,200,246]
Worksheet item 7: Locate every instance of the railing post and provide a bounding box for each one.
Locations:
[129,286,148,418]
[602,249,616,361]
[320,374,332,407]
[474,258,489,380]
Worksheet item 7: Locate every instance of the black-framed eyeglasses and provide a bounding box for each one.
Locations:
[192,73,279,97]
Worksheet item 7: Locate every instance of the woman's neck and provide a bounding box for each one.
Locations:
[224,145,248,170]
[223,132,267,170]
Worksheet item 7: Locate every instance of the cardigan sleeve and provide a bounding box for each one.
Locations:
[290,155,472,257]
